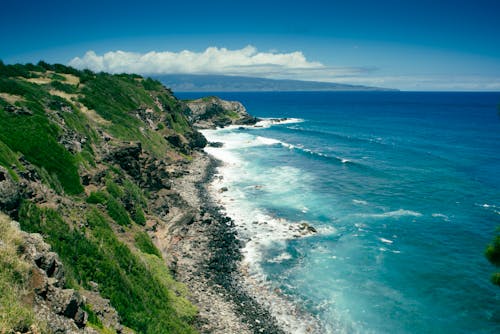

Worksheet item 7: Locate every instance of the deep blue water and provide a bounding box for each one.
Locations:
[177,91,500,333]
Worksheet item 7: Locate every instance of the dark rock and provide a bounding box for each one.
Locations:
[165,134,184,148]
[105,142,142,178]
[4,104,33,115]
[186,130,208,149]
[49,289,85,321]
[34,251,65,287]
[208,142,224,148]
[0,166,21,212]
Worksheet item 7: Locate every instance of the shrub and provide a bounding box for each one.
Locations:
[86,191,108,204]
[135,231,161,257]
[485,228,500,286]
[106,197,131,226]
[50,80,78,94]
[106,179,123,199]
[132,206,146,225]
[18,204,197,333]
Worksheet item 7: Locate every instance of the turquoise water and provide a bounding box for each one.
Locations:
[178,92,500,333]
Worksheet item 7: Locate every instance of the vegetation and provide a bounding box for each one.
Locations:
[106,196,131,226]
[0,62,202,333]
[0,78,83,194]
[135,231,162,257]
[0,214,45,332]
[485,228,500,286]
[18,203,196,333]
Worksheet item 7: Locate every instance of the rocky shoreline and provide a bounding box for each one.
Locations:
[154,152,285,334]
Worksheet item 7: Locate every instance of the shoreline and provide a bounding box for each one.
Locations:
[201,124,324,334]
[154,151,285,334]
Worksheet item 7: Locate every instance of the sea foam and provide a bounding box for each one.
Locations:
[203,123,323,333]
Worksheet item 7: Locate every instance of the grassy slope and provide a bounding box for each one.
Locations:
[0,214,43,332]
[0,61,199,333]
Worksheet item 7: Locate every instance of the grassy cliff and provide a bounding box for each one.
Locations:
[0,61,204,333]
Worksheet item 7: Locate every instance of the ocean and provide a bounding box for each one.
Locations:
[176,91,500,333]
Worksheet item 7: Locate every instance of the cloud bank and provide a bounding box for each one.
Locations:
[69,46,320,74]
[68,46,371,80]
[68,46,500,90]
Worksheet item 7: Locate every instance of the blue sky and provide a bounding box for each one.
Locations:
[1,0,500,90]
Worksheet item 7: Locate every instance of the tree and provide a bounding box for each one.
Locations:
[485,228,500,286]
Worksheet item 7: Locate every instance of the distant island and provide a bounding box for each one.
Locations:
[154,74,397,92]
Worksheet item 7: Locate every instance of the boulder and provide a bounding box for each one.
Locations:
[0,166,21,211]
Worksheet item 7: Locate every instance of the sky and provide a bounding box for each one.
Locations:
[1,0,500,91]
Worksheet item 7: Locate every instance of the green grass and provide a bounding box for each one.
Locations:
[86,191,108,204]
[0,214,44,332]
[18,203,197,333]
[106,179,124,199]
[135,231,161,257]
[106,197,131,226]
[50,80,78,94]
[0,77,83,195]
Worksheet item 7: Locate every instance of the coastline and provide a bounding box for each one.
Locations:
[200,123,324,334]
[153,151,286,334]
[157,117,325,333]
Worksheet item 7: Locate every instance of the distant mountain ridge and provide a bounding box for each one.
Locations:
[154,74,396,92]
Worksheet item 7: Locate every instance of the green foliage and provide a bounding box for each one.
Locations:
[18,204,197,333]
[135,231,161,257]
[142,77,164,91]
[140,253,198,323]
[50,80,78,94]
[0,214,39,332]
[132,206,146,225]
[82,304,103,328]
[0,139,20,179]
[86,191,108,204]
[0,61,38,78]
[50,73,66,81]
[485,233,500,265]
[106,197,131,226]
[79,73,151,129]
[106,179,124,199]
[0,77,83,195]
[485,228,500,286]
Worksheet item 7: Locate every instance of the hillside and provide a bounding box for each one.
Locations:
[154,74,395,92]
[0,62,263,333]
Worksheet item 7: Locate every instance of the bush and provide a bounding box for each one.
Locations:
[50,80,78,94]
[86,191,108,204]
[18,204,197,333]
[132,206,146,225]
[106,197,131,226]
[485,228,500,286]
[106,179,123,199]
[135,231,161,257]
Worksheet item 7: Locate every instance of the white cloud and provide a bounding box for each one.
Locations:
[69,46,321,75]
[68,46,500,90]
[68,45,372,79]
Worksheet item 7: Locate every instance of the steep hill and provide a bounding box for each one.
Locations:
[0,61,220,333]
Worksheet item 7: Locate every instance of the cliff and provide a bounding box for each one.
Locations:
[0,62,251,333]
[185,96,258,129]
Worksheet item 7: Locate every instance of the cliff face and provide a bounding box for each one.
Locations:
[0,213,123,333]
[185,96,258,129]
[0,62,221,333]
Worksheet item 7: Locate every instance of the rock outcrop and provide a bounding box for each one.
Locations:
[0,166,21,212]
[185,96,258,129]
